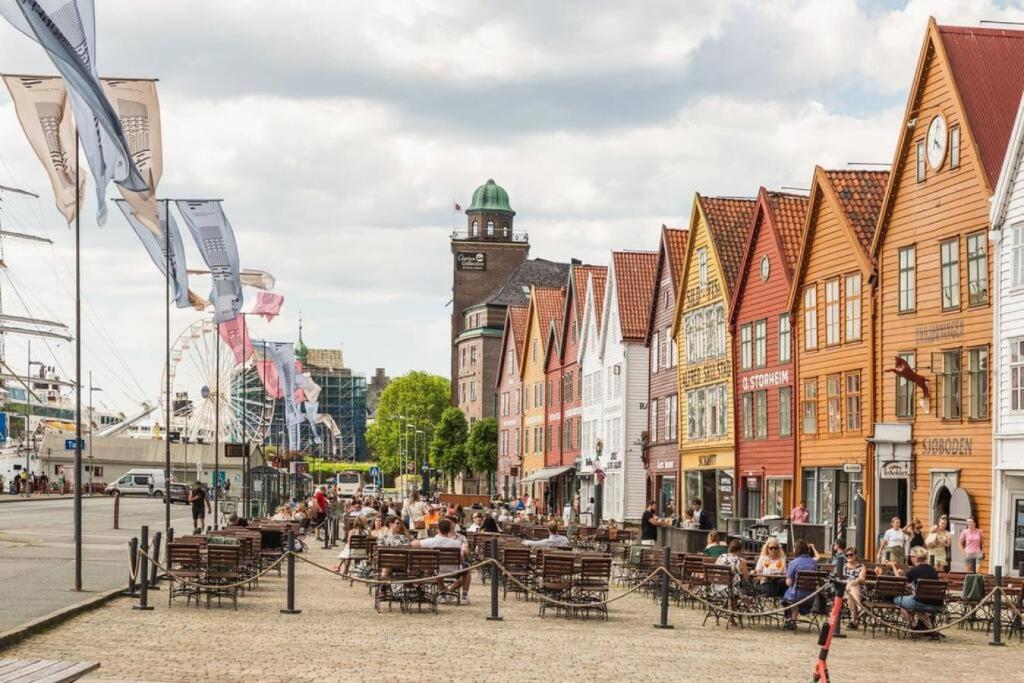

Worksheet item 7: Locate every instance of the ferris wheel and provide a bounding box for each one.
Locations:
[159,319,275,444]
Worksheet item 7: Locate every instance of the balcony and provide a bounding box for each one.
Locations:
[450,229,529,243]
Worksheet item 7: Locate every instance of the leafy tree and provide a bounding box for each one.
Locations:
[429,407,468,491]
[466,417,498,493]
[365,371,450,475]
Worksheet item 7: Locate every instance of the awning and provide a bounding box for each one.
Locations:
[520,465,574,485]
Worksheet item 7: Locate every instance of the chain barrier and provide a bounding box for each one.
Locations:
[661,571,829,618]
[292,552,495,587]
[136,547,289,591]
[844,585,1002,635]
[494,564,665,609]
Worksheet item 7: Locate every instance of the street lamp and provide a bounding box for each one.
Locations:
[24,340,44,497]
[87,371,103,496]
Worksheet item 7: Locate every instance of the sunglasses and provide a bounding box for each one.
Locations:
[845,552,856,557]
[768,546,780,550]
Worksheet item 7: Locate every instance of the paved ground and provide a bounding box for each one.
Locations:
[0,495,192,631]
[2,541,1019,682]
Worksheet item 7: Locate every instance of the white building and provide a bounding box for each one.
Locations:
[578,269,606,514]
[579,251,657,522]
[989,94,1024,576]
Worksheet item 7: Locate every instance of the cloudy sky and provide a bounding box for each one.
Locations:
[0,0,1021,414]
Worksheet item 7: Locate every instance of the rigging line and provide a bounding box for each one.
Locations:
[1,268,71,380]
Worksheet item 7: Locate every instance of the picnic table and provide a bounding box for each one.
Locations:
[0,659,99,682]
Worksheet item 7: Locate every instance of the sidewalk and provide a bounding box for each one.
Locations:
[1,542,1018,681]
[0,494,76,504]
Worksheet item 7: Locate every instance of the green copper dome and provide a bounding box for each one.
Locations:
[295,322,308,363]
[467,179,515,216]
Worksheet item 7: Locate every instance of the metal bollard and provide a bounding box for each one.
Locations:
[332,515,340,548]
[125,537,139,597]
[323,518,331,550]
[654,545,673,629]
[113,492,120,530]
[133,526,153,610]
[281,529,301,614]
[832,554,845,638]
[990,565,1004,647]
[487,537,502,621]
[148,531,162,589]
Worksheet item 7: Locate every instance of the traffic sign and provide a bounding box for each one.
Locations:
[369,466,380,478]
[64,438,85,450]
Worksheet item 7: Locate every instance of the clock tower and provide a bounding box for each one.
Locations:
[449,179,529,403]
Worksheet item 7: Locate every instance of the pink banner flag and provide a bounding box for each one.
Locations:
[247,291,284,321]
[218,317,253,365]
[255,354,283,399]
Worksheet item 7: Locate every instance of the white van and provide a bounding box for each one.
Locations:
[105,469,167,498]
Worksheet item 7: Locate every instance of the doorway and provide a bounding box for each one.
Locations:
[933,485,951,523]
[878,477,908,527]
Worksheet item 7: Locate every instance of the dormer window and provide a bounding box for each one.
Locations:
[471,220,478,237]
[486,220,495,236]
[698,248,709,287]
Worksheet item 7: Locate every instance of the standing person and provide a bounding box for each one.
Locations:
[189,481,211,534]
[692,498,713,530]
[959,516,983,573]
[926,515,952,571]
[904,519,925,549]
[789,499,810,524]
[406,491,427,538]
[640,501,669,545]
[878,516,908,564]
[314,485,328,519]
[781,540,819,630]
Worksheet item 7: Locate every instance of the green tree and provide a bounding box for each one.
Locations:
[365,371,450,476]
[430,406,468,492]
[466,417,498,494]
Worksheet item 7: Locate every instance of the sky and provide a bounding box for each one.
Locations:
[0,0,1022,415]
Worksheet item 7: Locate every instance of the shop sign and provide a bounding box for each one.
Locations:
[920,437,972,456]
[683,279,721,309]
[745,476,761,491]
[719,471,734,516]
[880,461,910,479]
[740,369,789,392]
[843,463,862,473]
[683,358,730,386]
[915,318,963,344]
[698,454,717,467]
[656,459,675,470]
[456,252,487,271]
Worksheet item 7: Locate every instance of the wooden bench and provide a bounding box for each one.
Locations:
[0,659,99,682]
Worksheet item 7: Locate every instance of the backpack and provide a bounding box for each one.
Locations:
[961,573,984,602]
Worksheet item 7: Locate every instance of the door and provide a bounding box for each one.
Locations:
[948,488,974,572]
[1012,498,1024,576]
[878,478,908,529]
[702,470,718,529]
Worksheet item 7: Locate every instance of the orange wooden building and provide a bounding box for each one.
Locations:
[869,20,1024,570]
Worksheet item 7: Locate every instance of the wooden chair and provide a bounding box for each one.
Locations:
[204,545,242,609]
[374,548,409,612]
[501,547,533,600]
[405,549,440,613]
[906,579,949,637]
[574,556,612,620]
[166,543,202,606]
[865,575,908,637]
[538,554,575,618]
[435,547,465,605]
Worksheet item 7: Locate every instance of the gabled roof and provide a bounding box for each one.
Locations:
[873,19,1024,254]
[610,250,658,342]
[519,286,564,379]
[698,196,757,297]
[571,264,606,327]
[495,304,529,386]
[474,258,570,309]
[544,317,563,370]
[788,167,888,311]
[991,75,1024,228]
[646,226,688,343]
[729,188,809,324]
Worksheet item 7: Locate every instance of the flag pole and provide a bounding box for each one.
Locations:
[73,130,82,592]
[241,313,248,520]
[164,199,171,535]
[214,317,220,529]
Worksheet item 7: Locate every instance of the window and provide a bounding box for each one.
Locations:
[534,383,542,408]
[667,395,678,440]
[470,346,477,366]
[545,426,551,451]
[1012,340,1024,411]
[940,350,961,420]
[683,303,725,363]
[506,350,514,376]
[802,379,817,435]
[967,232,988,306]
[827,374,841,433]
[471,220,478,237]
[663,286,670,310]
[1016,226,1024,289]
[916,140,926,182]
[754,319,767,368]
[486,220,494,236]
[779,315,791,363]
[547,380,554,407]
[755,390,767,439]
[470,381,478,402]
[740,323,753,370]
[698,248,709,287]
[825,279,840,346]
[968,347,988,419]
[670,331,678,366]
[650,398,659,441]
[896,352,915,418]
[686,384,728,439]
[899,245,916,312]
[532,340,538,362]
[845,372,861,431]
[741,392,753,440]
[940,238,959,310]
[563,372,573,404]
[845,274,861,341]
[461,347,466,368]
[779,386,792,437]
[803,286,817,349]
[570,320,577,343]
[652,330,660,371]
[950,125,960,168]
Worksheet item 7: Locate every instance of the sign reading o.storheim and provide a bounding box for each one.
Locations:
[457,252,487,271]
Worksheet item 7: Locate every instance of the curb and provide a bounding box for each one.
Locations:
[0,495,77,504]
[0,587,125,652]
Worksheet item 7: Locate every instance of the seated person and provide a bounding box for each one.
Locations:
[890,546,943,638]
[480,515,500,533]
[466,512,485,533]
[523,520,571,548]
[841,547,867,629]
[781,540,819,629]
[412,518,471,603]
[703,531,728,558]
[755,537,788,598]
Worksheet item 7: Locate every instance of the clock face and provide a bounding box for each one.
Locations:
[927,114,947,170]
[760,256,770,281]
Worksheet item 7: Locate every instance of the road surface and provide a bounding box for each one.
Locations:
[0,495,193,631]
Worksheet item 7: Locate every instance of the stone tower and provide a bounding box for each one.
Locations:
[450,179,529,403]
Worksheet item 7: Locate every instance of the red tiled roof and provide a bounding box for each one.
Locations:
[508,304,530,360]
[532,287,565,348]
[612,251,658,341]
[939,24,1024,189]
[767,192,809,272]
[823,170,889,253]
[571,264,606,326]
[664,227,689,291]
[698,196,757,296]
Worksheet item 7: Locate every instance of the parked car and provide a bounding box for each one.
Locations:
[361,484,379,498]
[104,468,167,497]
[168,482,190,505]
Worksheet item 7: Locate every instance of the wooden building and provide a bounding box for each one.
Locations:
[674,195,755,527]
[871,20,1024,570]
[578,267,609,515]
[644,227,688,517]
[729,189,808,518]
[495,304,529,498]
[790,168,888,553]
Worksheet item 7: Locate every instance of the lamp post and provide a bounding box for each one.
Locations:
[24,341,44,497]
[87,371,103,496]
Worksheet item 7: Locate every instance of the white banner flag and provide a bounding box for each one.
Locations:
[303,400,322,445]
[1,74,83,223]
[174,200,243,323]
[260,341,300,450]
[114,199,190,309]
[102,78,162,234]
[0,0,148,225]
